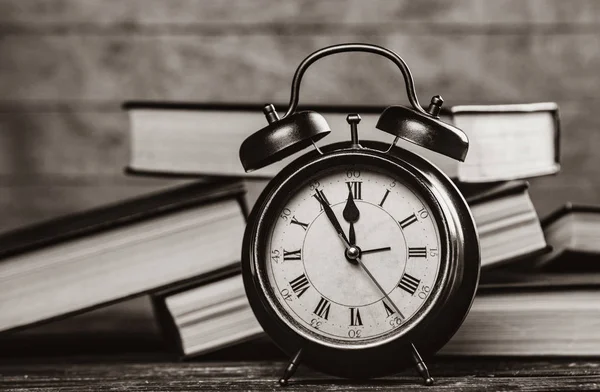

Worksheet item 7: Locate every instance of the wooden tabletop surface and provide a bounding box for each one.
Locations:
[1,355,600,391]
[1,298,599,391]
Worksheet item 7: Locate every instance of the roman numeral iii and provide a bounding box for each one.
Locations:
[398,273,421,295]
[346,181,362,200]
[289,274,310,298]
[408,247,427,258]
[399,213,418,229]
[283,249,302,261]
[349,307,363,326]
[313,297,331,320]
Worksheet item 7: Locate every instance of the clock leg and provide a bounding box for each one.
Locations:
[410,343,434,386]
[278,348,303,387]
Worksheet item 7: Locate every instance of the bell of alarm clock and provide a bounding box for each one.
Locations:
[238,43,480,387]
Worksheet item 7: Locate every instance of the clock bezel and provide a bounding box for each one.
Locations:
[242,141,480,378]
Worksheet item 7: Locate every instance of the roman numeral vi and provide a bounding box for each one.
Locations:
[350,308,363,326]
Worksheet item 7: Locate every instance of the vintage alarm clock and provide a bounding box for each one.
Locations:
[239,43,480,386]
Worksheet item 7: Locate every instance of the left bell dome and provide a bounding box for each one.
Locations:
[239,110,331,172]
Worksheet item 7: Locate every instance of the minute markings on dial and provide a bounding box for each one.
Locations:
[268,169,440,341]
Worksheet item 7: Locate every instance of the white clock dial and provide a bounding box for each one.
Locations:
[266,166,442,343]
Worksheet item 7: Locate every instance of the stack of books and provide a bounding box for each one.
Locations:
[3,101,599,358]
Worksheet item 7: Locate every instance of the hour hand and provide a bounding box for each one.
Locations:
[314,190,350,248]
[343,190,360,245]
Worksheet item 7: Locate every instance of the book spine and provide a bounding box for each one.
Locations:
[150,295,186,358]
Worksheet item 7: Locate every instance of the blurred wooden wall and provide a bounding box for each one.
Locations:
[1,0,599,232]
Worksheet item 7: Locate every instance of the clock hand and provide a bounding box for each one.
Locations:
[353,254,434,385]
[314,190,351,248]
[354,256,405,320]
[342,190,360,246]
[361,246,392,255]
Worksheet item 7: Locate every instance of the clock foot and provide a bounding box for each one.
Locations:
[278,348,303,387]
[410,343,434,386]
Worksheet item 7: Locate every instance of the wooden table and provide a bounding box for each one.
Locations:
[1,299,599,391]
[2,354,600,391]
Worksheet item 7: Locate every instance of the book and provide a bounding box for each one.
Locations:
[152,265,263,358]
[124,102,559,182]
[451,102,560,183]
[124,102,458,179]
[533,204,600,270]
[460,181,548,269]
[0,180,246,334]
[0,296,163,357]
[439,272,600,356]
[154,269,600,358]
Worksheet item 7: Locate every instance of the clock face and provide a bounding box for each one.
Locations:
[264,164,443,345]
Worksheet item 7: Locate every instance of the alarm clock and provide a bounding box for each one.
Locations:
[239,43,480,386]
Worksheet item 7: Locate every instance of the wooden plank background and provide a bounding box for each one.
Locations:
[1,0,600,232]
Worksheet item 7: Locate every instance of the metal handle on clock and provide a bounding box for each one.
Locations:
[281,43,428,119]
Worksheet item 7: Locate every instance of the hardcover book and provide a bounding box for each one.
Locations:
[0,180,246,333]
[124,102,559,183]
[533,204,600,270]
[451,102,560,182]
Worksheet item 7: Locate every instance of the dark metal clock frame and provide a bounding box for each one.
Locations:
[238,43,481,386]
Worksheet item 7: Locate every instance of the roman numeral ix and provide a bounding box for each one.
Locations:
[346,181,362,200]
[408,247,427,258]
[289,274,310,298]
[313,297,331,320]
[398,273,421,295]
[283,249,302,261]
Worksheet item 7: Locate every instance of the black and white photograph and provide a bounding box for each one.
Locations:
[0,1,599,391]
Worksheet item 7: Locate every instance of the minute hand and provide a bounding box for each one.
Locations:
[355,256,405,319]
[314,192,351,248]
